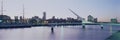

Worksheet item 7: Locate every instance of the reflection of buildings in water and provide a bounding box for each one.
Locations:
[110,25,113,35]
[60,26,64,40]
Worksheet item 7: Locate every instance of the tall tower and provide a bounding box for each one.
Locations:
[42,12,46,20]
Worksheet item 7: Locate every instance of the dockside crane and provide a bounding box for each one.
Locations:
[68,9,83,21]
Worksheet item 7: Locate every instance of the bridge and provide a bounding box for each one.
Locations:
[31,22,120,26]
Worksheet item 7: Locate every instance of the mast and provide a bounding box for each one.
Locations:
[22,4,25,23]
[1,0,3,15]
[22,4,25,19]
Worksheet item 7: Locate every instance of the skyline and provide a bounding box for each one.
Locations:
[0,0,120,22]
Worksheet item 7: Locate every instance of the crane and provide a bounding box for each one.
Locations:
[68,9,83,21]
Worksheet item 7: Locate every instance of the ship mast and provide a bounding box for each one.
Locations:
[22,4,25,23]
[22,4,25,20]
[1,0,3,15]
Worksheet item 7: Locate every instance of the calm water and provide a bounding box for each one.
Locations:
[0,25,120,40]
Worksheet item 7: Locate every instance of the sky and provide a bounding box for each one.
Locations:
[0,0,120,22]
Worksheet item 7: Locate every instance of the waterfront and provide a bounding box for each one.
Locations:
[0,25,120,40]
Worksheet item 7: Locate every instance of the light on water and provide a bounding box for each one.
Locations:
[60,26,64,40]
[110,25,113,35]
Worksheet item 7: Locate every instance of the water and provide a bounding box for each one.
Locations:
[0,25,120,40]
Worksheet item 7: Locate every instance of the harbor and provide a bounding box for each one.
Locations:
[0,0,119,40]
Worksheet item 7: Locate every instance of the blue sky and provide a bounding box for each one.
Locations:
[1,0,120,22]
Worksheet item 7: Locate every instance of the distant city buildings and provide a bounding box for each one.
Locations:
[87,15,98,23]
[87,15,94,22]
[29,16,42,24]
[0,13,96,25]
[94,18,98,23]
[111,18,118,23]
[1,13,120,24]
[0,15,11,23]
[14,16,19,23]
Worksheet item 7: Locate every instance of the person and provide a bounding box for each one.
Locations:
[51,27,54,32]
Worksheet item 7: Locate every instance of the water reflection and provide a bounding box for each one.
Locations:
[110,25,113,35]
[60,26,64,40]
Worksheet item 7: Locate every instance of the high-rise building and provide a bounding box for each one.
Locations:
[42,12,46,20]
[20,16,23,20]
[14,16,19,23]
[87,15,94,22]
[94,18,98,23]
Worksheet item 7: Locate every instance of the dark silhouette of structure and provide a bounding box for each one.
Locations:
[42,12,46,21]
[87,15,94,22]
[111,18,118,23]
[87,15,98,23]
[0,15,11,23]
[14,16,19,23]
[94,18,98,23]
